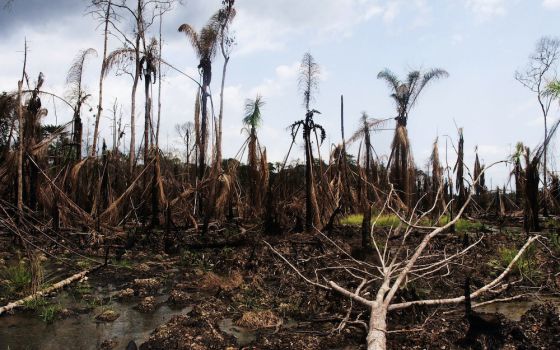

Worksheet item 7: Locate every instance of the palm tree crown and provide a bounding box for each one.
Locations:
[377,68,448,126]
[243,94,264,130]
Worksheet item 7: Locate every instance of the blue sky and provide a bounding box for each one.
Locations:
[1,0,560,188]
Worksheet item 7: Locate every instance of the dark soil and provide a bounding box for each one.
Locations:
[1,223,559,349]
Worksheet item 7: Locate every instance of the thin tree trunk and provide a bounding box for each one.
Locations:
[91,0,111,157]
[129,30,141,174]
[216,56,229,168]
[156,10,163,147]
[199,85,208,181]
[543,115,548,216]
[129,70,139,173]
[16,40,27,216]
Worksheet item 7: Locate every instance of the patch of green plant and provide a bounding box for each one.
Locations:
[543,218,560,229]
[84,295,106,308]
[39,304,61,323]
[340,213,484,232]
[179,249,212,270]
[437,217,484,232]
[550,233,560,254]
[76,259,94,269]
[23,296,49,311]
[1,260,31,294]
[72,281,93,297]
[237,285,264,310]
[488,245,538,280]
[340,214,364,226]
[113,259,132,269]
[221,247,235,260]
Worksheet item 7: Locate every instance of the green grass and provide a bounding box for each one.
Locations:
[23,297,61,323]
[113,259,132,269]
[488,245,538,279]
[23,296,49,310]
[1,260,31,294]
[39,304,61,323]
[340,213,484,232]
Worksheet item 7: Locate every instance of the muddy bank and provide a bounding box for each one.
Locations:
[1,226,560,349]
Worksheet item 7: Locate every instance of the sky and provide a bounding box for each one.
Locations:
[1,0,560,188]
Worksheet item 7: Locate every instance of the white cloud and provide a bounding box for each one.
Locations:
[543,0,560,9]
[451,34,464,45]
[465,0,506,20]
[231,0,401,55]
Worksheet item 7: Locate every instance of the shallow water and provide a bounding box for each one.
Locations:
[0,265,189,350]
[0,293,190,350]
[218,318,257,346]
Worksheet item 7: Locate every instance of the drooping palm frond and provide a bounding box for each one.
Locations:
[243,94,264,129]
[289,120,304,139]
[102,47,135,79]
[66,48,97,103]
[209,5,237,34]
[179,19,220,60]
[377,69,400,92]
[178,24,201,54]
[410,68,449,108]
[313,123,326,144]
[347,113,388,145]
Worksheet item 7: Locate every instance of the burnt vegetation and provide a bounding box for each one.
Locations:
[1,1,560,350]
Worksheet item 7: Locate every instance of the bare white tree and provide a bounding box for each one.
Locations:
[265,161,540,350]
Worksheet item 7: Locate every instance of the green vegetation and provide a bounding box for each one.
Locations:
[39,304,61,323]
[1,260,31,295]
[179,249,213,270]
[23,297,61,323]
[489,245,538,280]
[113,259,132,269]
[340,213,484,232]
[23,296,49,310]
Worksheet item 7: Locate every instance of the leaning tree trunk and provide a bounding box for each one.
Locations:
[367,304,388,350]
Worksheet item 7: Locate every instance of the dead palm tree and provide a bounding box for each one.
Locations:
[473,149,486,208]
[178,15,221,181]
[377,68,448,208]
[66,48,97,160]
[511,142,525,206]
[243,94,264,208]
[348,112,386,249]
[430,137,445,218]
[289,52,325,232]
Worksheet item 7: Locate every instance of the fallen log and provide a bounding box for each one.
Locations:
[0,264,102,316]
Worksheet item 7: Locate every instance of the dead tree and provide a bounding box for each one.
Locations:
[515,36,560,216]
[90,0,113,157]
[266,160,540,350]
[67,48,97,160]
[289,53,325,232]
